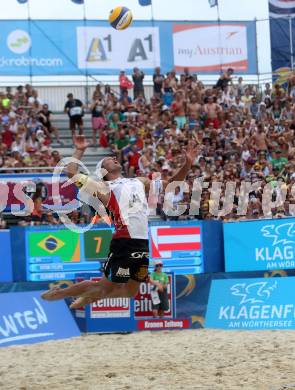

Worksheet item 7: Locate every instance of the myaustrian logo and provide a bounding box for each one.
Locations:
[255,223,295,267]
[218,281,295,329]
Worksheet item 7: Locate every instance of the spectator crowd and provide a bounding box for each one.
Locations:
[0,84,62,173]
[2,65,295,225]
[93,67,295,222]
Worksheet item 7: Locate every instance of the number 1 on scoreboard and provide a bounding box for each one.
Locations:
[94,237,102,254]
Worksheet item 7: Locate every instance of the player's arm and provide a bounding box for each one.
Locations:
[67,135,110,205]
[162,142,199,191]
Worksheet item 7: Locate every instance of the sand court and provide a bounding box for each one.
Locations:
[1,329,295,390]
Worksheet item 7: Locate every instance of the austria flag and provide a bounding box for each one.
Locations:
[150,226,201,259]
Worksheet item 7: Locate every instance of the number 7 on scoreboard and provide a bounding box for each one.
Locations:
[94,237,102,254]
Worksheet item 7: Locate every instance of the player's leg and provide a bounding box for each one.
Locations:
[70,242,149,309]
[41,276,114,301]
[70,278,140,309]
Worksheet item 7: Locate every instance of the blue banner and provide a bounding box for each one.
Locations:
[0,231,13,283]
[0,291,80,346]
[0,20,257,75]
[269,1,295,76]
[224,218,295,272]
[269,18,295,74]
[206,277,295,330]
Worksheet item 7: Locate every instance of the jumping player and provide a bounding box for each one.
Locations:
[42,135,198,308]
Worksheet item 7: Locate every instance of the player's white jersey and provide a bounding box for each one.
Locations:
[107,177,148,239]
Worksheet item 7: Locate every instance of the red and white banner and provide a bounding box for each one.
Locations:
[134,275,174,319]
[137,319,191,330]
[91,297,130,318]
[150,226,201,259]
[173,23,248,72]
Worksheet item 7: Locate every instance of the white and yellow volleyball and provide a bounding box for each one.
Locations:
[109,6,133,30]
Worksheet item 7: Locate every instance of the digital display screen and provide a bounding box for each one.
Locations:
[149,221,204,274]
[25,221,203,281]
[26,227,113,281]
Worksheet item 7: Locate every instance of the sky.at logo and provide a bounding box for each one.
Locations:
[7,30,31,54]
[255,223,295,267]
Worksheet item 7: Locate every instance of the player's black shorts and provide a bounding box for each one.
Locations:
[103,238,149,283]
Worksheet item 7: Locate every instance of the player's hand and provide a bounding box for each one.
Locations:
[185,141,199,166]
[74,135,91,151]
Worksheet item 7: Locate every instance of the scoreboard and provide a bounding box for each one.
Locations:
[9,220,223,282]
[26,226,113,281]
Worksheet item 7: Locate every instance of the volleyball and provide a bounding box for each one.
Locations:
[109,6,133,30]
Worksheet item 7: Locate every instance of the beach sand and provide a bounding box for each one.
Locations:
[1,329,295,390]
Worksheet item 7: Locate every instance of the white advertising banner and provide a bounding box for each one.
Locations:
[91,298,131,318]
[77,26,160,70]
[173,23,249,72]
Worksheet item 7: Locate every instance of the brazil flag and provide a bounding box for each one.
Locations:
[28,230,80,262]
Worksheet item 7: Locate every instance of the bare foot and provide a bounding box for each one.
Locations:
[41,286,63,301]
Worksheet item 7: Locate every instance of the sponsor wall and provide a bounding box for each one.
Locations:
[2,270,295,333]
[224,218,295,272]
[0,20,257,75]
[206,277,295,330]
[0,290,80,346]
